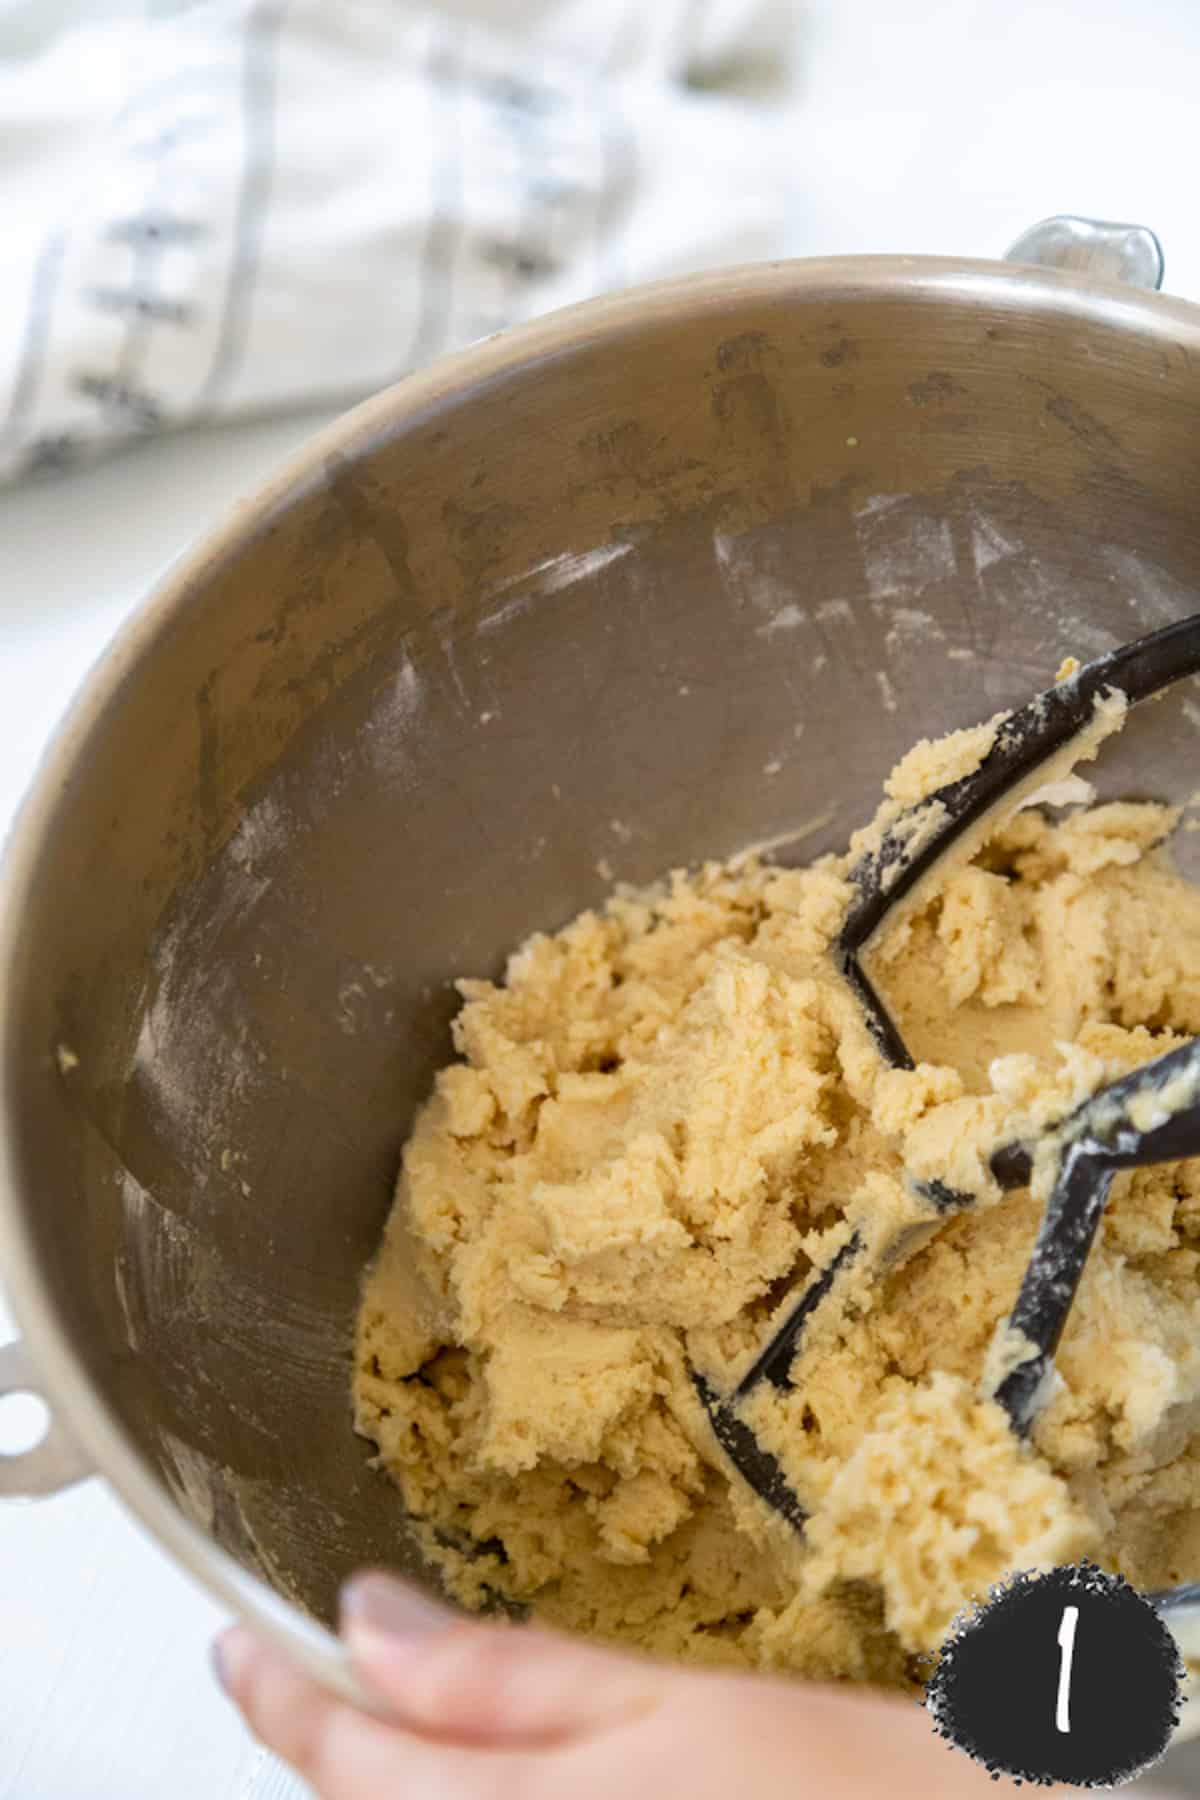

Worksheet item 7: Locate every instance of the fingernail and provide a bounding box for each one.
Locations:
[339,1571,457,1642]
[211,1628,251,1697]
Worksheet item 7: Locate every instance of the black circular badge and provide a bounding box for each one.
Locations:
[925,1563,1183,1787]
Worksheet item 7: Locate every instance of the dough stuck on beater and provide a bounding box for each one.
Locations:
[354,711,1200,1686]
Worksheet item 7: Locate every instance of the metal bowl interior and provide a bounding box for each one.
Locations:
[5,256,1200,1661]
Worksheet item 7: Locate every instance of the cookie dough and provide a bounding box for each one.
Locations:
[354,691,1200,1686]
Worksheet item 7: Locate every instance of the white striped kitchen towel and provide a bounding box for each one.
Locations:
[0,0,803,481]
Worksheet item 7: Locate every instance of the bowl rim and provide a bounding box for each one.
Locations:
[3,248,1200,1690]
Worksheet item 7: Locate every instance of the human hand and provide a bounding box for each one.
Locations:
[214,1571,1025,1798]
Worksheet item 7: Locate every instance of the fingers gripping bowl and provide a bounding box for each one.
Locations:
[6,219,1200,1719]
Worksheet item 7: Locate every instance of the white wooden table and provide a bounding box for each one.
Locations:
[8,1,1200,1791]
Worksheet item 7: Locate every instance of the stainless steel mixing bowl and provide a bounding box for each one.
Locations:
[5,215,1200,1711]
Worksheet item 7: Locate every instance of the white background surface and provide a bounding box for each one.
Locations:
[7,0,1200,1793]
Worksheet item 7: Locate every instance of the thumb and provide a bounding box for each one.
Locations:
[340,1570,670,1749]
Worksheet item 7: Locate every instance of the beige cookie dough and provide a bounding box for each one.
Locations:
[354,693,1200,1687]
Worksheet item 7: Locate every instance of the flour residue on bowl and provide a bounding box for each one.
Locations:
[361,651,425,773]
[969,510,1021,574]
[855,493,956,601]
[478,544,634,631]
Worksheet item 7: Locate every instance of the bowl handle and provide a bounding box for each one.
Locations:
[0,1334,383,1708]
[0,1336,92,1496]
[1005,215,1164,290]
